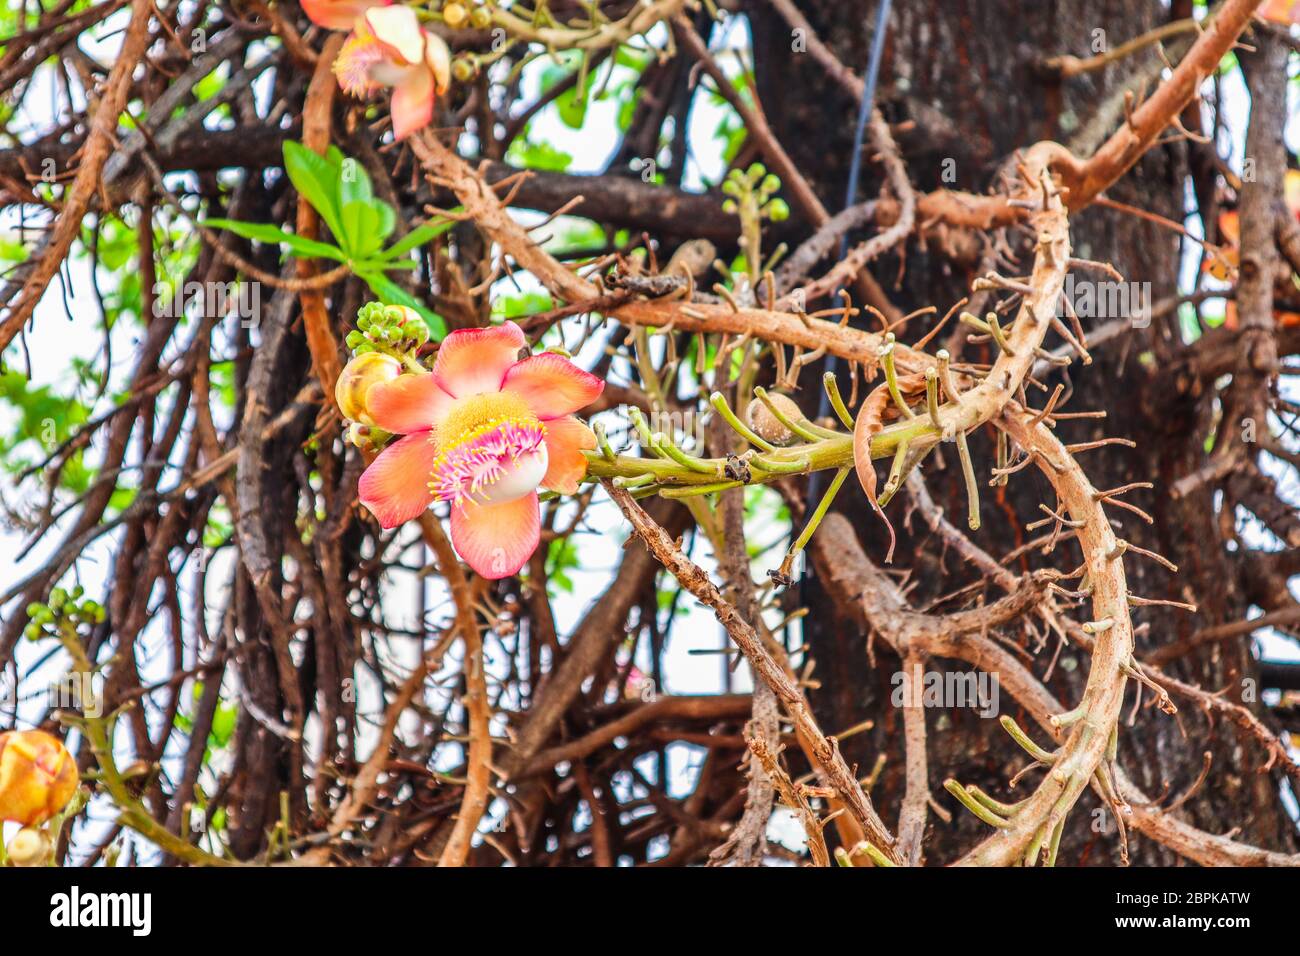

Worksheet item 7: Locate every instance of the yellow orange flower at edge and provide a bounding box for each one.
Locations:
[0,729,78,827]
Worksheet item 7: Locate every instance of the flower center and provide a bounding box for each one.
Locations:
[430,393,547,508]
[436,391,533,446]
[333,31,385,97]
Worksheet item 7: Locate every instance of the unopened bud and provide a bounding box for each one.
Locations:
[443,2,468,28]
[452,56,477,83]
[6,826,51,866]
[335,353,403,426]
[0,730,78,826]
[745,392,804,446]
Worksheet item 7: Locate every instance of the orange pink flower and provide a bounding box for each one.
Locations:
[357,321,603,579]
[303,1,451,140]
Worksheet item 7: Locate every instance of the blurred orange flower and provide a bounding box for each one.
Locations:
[0,729,79,826]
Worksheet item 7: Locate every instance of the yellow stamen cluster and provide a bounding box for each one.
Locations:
[435,391,534,449]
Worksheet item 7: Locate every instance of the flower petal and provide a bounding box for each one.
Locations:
[425,32,452,94]
[502,353,604,420]
[302,0,386,31]
[366,373,455,435]
[541,416,595,494]
[364,6,424,65]
[358,432,437,528]
[432,321,526,397]
[450,492,540,579]
[389,63,435,140]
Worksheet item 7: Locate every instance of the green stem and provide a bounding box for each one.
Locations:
[955,427,980,531]
[944,779,1011,829]
[709,391,776,452]
[999,716,1058,763]
[753,386,824,443]
[880,337,916,419]
[822,371,856,430]
[787,467,849,560]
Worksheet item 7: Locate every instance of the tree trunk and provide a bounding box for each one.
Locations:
[748,0,1298,864]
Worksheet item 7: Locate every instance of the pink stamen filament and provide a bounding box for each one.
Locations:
[429,417,547,507]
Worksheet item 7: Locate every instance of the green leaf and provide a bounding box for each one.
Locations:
[372,199,397,243]
[354,257,418,272]
[283,140,346,245]
[340,200,382,259]
[203,218,348,262]
[357,271,447,339]
[505,133,574,173]
[211,702,238,748]
[375,215,458,260]
[338,157,374,209]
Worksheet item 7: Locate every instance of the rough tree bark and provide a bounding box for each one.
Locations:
[749,0,1298,863]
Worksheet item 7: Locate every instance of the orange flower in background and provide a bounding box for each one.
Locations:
[0,730,78,826]
[1206,169,1300,328]
[357,321,603,579]
[1262,0,1300,25]
[303,1,451,140]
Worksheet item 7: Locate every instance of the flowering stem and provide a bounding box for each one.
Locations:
[880,336,916,419]
[777,466,850,579]
[822,371,855,429]
[752,386,824,442]
[709,390,776,452]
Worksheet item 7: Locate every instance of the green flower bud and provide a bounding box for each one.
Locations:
[443,2,469,28]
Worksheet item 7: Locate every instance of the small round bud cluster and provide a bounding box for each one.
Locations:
[440,1,491,29]
[346,302,430,356]
[721,163,790,222]
[25,585,103,642]
[452,56,479,83]
[442,1,469,28]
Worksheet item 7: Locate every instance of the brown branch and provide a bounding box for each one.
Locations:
[0,0,153,354]
[295,32,345,395]
[604,481,903,864]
